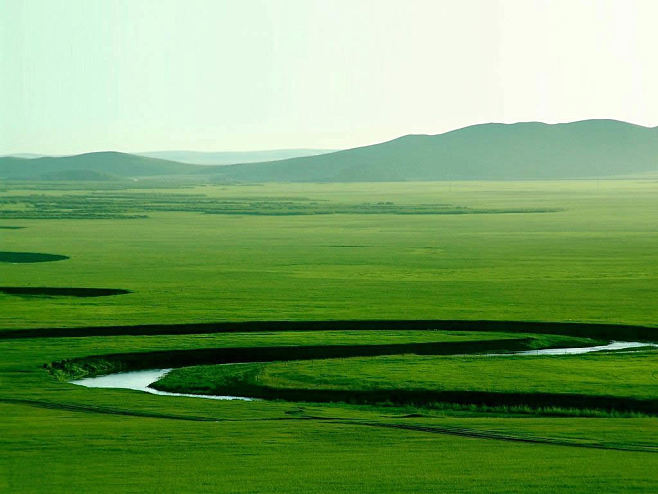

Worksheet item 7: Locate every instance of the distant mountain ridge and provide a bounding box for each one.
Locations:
[0,152,199,180]
[2,120,657,181]
[0,153,52,159]
[210,120,658,182]
[137,149,335,165]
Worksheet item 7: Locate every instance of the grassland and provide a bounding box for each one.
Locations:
[1,180,658,492]
[2,180,658,330]
[0,189,559,219]
[4,402,657,493]
[1,327,657,492]
[154,350,658,413]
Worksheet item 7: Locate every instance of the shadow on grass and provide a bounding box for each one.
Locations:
[0,251,69,263]
[6,319,657,341]
[196,385,658,417]
[49,338,534,379]
[0,287,131,297]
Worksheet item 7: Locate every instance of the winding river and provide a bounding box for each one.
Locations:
[71,340,657,400]
[488,340,657,356]
[72,368,253,401]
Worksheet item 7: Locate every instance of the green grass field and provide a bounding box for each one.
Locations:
[156,349,658,412]
[1,180,658,492]
[2,180,658,329]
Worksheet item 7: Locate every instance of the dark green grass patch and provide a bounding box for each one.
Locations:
[48,334,585,380]
[0,190,561,219]
[0,251,69,263]
[0,287,131,297]
[2,318,654,341]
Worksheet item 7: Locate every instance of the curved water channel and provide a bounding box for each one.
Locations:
[72,367,253,401]
[487,340,657,356]
[71,341,658,400]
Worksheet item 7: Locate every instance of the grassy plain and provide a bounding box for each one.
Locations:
[2,180,658,330]
[1,180,658,492]
[1,329,658,492]
[156,350,658,411]
[4,402,658,494]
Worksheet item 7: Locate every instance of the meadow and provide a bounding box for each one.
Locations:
[2,180,658,329]
[1,179,658,492]
[156,349,657,413]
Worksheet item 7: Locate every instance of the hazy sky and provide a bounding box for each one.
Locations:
[2,0,658,154]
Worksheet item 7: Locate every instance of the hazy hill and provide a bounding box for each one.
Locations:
[210,120,658,182]
[37,169,122,181]
[137,149,335,165]
[0,153,52,159]
[3,120,656,182]
[0,152,199,180]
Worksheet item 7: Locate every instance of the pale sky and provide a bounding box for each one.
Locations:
[2,0,658,154]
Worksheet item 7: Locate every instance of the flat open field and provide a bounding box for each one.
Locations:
[156,349,658,404]
[1,180,658,492]
[2,180,658,329]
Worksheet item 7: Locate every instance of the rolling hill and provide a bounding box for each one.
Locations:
[0,152,200,180]
[2,120,657,182]
[210,119,658,182]
[137,149,335,165]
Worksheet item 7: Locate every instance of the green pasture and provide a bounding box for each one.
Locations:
[1,326,657,492]
[156,349,658,408]
[2,180,658,330]
[1,180,658,492]
[0,329,586,418]
[3,401,657,494]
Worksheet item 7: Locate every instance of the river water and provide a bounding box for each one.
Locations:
[71,368,252,401]
[490,340,658,356]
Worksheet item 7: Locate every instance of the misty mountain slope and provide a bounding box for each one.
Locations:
[138,149,335,165]
[0,152,200,180]
[2,120,656,182]
[209,120,658,182]
[0,153,51,159]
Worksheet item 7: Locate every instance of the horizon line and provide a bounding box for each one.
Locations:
[2,117,655,158]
